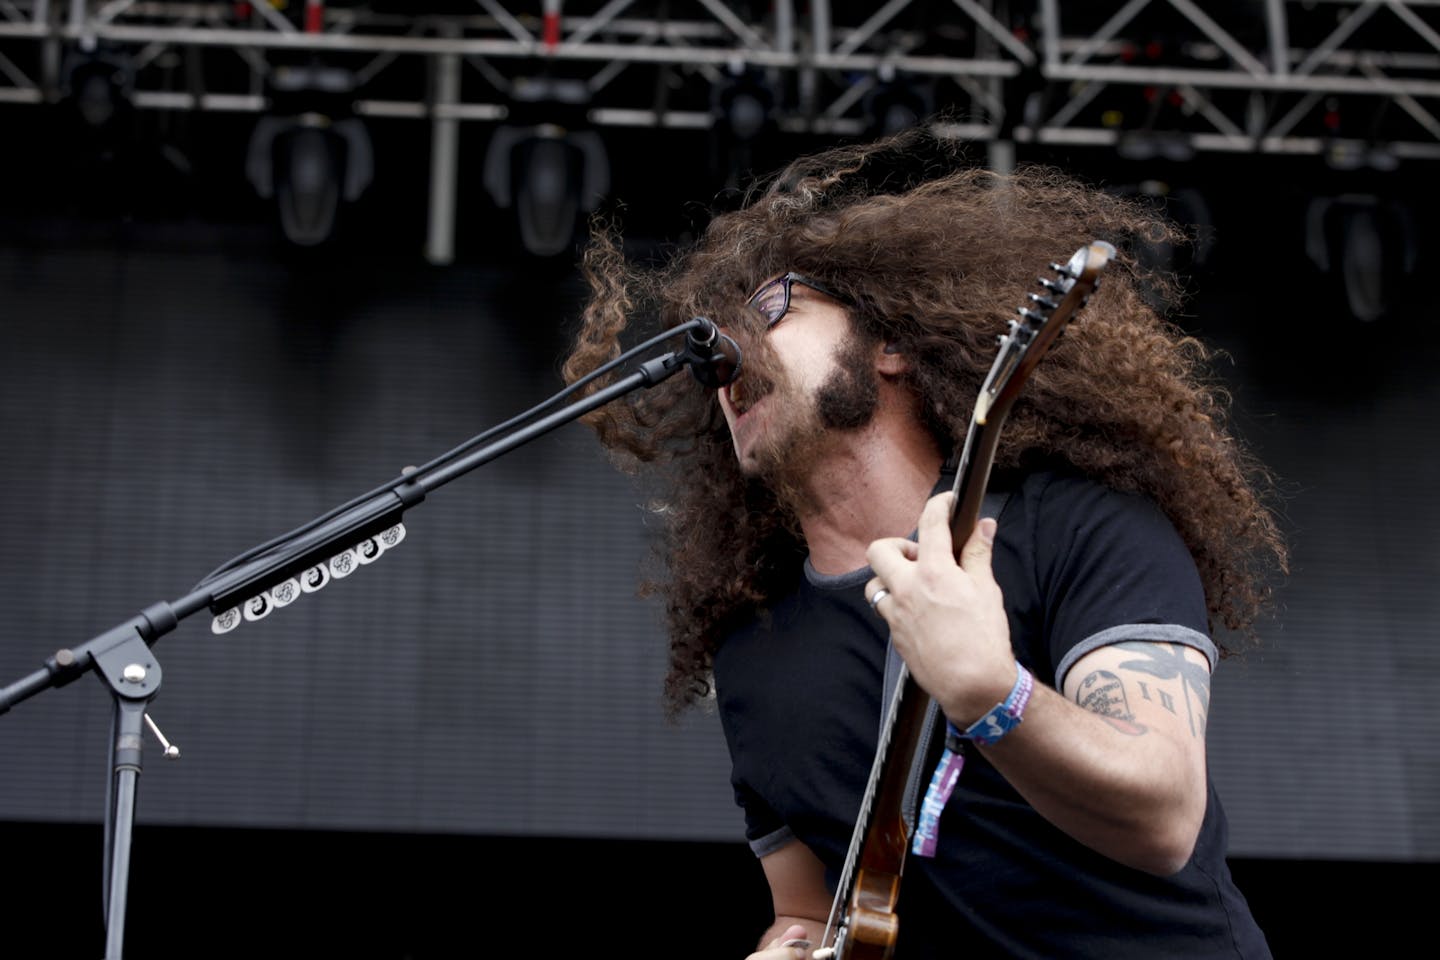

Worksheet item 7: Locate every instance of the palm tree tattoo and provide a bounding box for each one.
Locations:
[1124,641,1211,736]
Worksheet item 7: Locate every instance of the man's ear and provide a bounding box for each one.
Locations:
[876,341,909,374]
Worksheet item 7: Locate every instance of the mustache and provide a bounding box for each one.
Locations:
[728,368,777,412]
[721,331,783,412]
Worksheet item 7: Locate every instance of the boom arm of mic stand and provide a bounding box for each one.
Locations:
[0,344,693,960]
[0,346,692,715]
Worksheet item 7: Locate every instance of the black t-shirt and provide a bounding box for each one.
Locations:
[712,471,1272,958]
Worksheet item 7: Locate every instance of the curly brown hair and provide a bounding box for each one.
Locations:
[562,128,1289,716]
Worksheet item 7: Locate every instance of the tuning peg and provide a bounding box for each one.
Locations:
[379,523,406,549]
[1027,293,1058,311]
[211,607,242,635]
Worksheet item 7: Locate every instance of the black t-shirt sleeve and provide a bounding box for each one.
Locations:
[733,776,794,855]
[731,763,779,839]
[1026,474,1212,687]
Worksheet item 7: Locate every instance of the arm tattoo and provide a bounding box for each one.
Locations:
[1074,641,1211,738]
[1076,670,1147,735]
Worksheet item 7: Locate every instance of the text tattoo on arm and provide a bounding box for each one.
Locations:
[1073,642,1211,738]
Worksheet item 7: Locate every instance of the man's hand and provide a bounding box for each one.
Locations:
[745,924,812,959]
[865,492,1016,724]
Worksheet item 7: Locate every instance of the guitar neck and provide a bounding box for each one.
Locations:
[948,413,1003,560]
[820,660,927,958]
[820,241,1113,960]
[821,420,999,956]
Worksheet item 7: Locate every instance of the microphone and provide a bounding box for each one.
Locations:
[685,317,743,388]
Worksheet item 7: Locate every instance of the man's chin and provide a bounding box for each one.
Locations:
[733,455,764,480]
[738,452,786,484]
[742,443,821,505]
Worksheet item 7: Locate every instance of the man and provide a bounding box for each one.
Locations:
[563,128,1288,958]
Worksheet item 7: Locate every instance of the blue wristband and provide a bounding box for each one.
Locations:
[947,663,1034,748]
[912,664,1035,859]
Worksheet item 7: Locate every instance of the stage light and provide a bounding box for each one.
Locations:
[714,68,775,143]
[1306,195,1417,323]
[708,66,778,190]
[863,74,932,139]
[1323,139,1400,173]
[60,48,135,141]
[1103,180,1214,290]
[1116,131,1195,163]
[245,64,373,248]
[483,77,610,258]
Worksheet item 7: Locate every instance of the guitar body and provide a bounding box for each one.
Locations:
[818,241,1115,960]
[829,668,929,959]
[842,868,901,960]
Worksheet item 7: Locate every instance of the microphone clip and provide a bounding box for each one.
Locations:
[683,318,742,389]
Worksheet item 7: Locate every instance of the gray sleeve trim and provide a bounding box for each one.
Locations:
[748,824,797,859]
[1053,623,1217,690]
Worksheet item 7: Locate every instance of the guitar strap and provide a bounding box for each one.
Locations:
[879,487,1012,838]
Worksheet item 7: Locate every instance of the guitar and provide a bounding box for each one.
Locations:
[814,240,1116,960]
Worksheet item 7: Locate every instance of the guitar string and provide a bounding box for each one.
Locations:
[823,658,913,948]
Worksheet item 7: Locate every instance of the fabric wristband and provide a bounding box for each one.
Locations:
[950,661,1035,748]
[912,662,1034,858]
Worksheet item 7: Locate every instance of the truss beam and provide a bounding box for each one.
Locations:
[0,1,1434,162]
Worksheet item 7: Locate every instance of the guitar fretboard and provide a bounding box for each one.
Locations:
[822,659,914,950]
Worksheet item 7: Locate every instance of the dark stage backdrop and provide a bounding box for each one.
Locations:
[1,130,1437,956]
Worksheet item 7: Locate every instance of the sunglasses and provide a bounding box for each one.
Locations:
[747,272,853,328]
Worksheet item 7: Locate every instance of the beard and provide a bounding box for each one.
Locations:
[744,333,881,510]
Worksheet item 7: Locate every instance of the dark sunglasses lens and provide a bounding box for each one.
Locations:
[749,279,789,326]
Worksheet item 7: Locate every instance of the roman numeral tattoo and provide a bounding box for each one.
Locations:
[1074,641,1211,738]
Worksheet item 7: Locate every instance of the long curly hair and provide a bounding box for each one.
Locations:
[562,127,1289,716]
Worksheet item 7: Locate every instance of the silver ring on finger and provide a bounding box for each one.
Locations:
[868,587,890,612]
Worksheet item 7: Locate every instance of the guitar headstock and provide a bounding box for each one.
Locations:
[950,239,1117,555]
[975,240,1115,425]
[1024,240,1114,331]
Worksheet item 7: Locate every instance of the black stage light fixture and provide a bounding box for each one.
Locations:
[863,73,933,140]
[59,46,137,152]
[709,65,779,190]
[1306,194,1417,323]
[64,53,132,130]
[715,67,775,143]
[245,64,373,248]
[483,76,609,258]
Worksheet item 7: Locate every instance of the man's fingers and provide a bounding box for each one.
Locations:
[915,492,958,564]
[866,535,915,583]
[751,924,813,960]
[957,516,998,577]
[766,925,810,948]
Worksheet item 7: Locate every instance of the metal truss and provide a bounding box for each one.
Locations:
[4,1,1440,257]
[2,2,1439,150]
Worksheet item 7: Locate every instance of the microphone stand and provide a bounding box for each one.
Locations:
[0,341,711,960]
